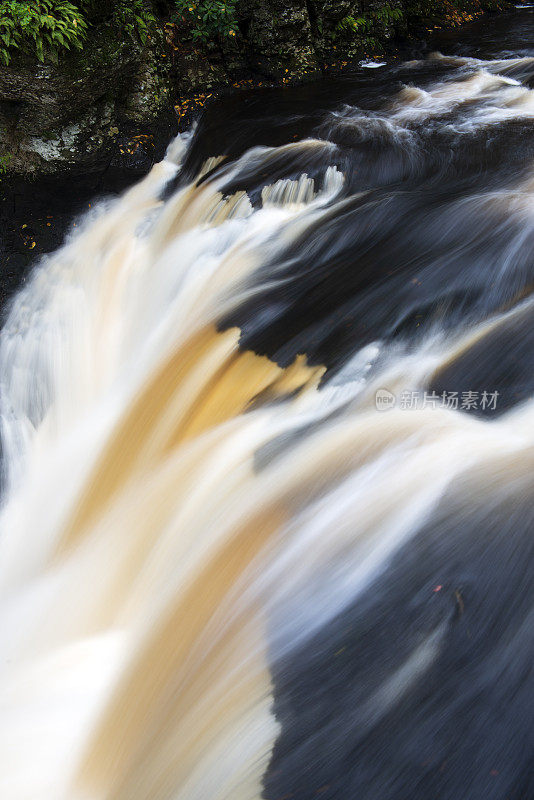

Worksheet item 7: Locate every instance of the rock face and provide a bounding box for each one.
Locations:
[0,0,504,176]
[239,0,318,78]
[0,20,175,175]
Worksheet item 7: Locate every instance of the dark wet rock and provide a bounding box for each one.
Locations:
[238,0,319,78]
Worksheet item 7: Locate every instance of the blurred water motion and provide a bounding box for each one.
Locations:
[0,9,533,800]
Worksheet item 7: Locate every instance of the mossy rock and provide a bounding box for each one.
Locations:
[0,18,174,175]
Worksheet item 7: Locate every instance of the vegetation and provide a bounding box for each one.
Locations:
[337,5,404,36]
[334,6,404,50]
[0,152,11,173]
[111,0,157,46]
[0,0,158,66]
[0,0,87,65]
[172,0,238,42]
[0,0,240,67]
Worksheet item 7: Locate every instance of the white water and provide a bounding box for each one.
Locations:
[1,49,534,800]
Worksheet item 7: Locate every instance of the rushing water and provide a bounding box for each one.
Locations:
[0,9,533,800]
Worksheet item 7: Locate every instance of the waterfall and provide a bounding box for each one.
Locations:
[0,34,533,800]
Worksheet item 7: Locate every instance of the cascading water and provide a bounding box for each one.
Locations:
[0,10,533,800]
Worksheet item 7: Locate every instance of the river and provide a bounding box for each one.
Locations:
[0,7,533,800]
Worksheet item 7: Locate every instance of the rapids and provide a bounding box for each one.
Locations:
[0,8,533,800]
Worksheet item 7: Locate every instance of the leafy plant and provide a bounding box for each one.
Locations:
[173,0,238,42]
[335,6,404,38]
[336,14,372,34]
[0,0,87,65]
[111,0,156,45]
[0,152,11,173]
[375,5,404,24]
